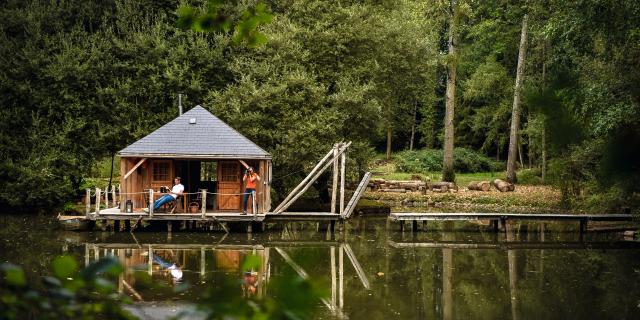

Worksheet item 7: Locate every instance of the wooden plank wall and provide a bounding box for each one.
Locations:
[120,157,147,209]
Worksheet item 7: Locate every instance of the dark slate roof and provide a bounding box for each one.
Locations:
[119,105,271,159]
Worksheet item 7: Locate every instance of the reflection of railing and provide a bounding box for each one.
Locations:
[275,243,370,316]
[83,241,371,317]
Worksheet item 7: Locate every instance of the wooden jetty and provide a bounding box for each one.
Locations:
[389,212,635,233]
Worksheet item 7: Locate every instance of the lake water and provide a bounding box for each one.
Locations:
[1,215,639,319]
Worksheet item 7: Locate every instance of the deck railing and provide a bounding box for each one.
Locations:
[86,187,260,218]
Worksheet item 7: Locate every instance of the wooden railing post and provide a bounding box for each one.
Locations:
[85,189,91,218]
[118,185,124,211]
[252,190,257,217]
[201,189,207,218]
[149,189,154,217]
[95,188,101,215]
[111,186,116,209]
[104,186,109,209]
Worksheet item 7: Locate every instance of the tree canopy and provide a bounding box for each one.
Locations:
[0,0,638,213]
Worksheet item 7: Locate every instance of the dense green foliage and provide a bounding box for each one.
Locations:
[395,148,504,174]
[1,256,134,319]
[0,0,638,213]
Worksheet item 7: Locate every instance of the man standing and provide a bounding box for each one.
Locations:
[145,177,184,212]
[242,167,260,215]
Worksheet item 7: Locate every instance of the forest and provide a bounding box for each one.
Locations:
[0,0,638,214]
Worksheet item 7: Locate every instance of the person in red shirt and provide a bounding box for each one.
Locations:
[242,167,260,215]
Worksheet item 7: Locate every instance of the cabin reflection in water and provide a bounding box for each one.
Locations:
[84,244,270,300]
[82,240,368,317]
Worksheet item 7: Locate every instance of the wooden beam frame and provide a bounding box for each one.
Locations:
[274,147,336,213]
[331,144,339,213]
[341,172,372,219]
[123,158,147,180]
[339,151,346,214]
[275,142,351,214]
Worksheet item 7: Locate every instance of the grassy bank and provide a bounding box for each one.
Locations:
[367,153,566,213]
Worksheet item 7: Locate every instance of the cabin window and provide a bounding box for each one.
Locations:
[153,160,171,181]
[220,162,239,182]
[201,161,217,181]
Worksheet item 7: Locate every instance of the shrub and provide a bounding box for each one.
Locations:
[517,168,544,185]
[395,148,504,174]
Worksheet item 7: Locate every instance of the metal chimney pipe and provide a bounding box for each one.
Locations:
[178,93,183,116]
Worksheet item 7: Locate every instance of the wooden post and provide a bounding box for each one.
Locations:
[490,219,498,232]
[111,186,116,209]
[84,243,90,267]
[119,185,124,211]
[339,245,344,310]
[85,189,91,218]
[252,190,257,217]
[331,246,337,310]
[95,188,101,215]
[412,220,418,232]
[149,189,154,217]
[104,186,109,209]
[148,245,153,276]
[340,150,346,214]
[331,144,339,213]
[200,247,206,281]
[201,189,207,218]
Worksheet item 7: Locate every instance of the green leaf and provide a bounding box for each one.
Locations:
[80,256,123,279]
[1,263,26,287]
[52,255,78,280]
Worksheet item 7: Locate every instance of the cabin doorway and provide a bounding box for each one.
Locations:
[217,161,241,211]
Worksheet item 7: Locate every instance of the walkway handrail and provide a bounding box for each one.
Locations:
[341,172,372,219]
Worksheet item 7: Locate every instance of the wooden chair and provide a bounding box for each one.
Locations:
[167,194,183,214]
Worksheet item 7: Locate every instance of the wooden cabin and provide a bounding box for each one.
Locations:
[118,105,272,214]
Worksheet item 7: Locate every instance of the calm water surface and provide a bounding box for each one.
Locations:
[1,215,639,319]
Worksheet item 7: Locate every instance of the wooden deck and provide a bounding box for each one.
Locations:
[90,208,342,221]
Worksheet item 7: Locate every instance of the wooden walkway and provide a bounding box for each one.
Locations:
[389,212,635,233]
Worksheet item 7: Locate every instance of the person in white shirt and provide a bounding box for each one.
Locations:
[146,177,184,212]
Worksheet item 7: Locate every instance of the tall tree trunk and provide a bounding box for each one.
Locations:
[518,136,524,169]
[409,102,417,151]
[506,14,529,183]
[541,125,547,182]
[442,0,458,183]
[386,127,392,160]
[541,42,547,183]
[527,135,533,169]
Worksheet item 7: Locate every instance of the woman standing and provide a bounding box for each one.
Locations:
[242,167,260,215]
